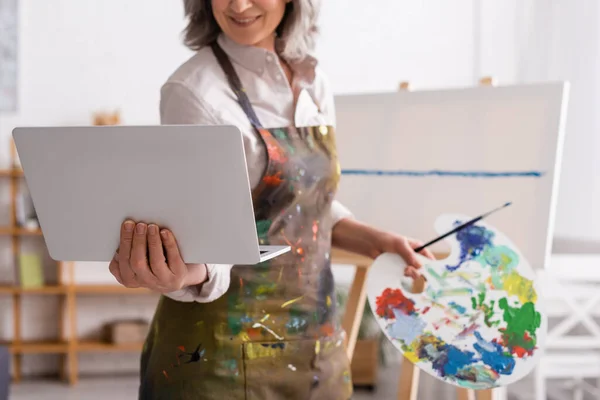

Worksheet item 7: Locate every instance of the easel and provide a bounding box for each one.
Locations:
[339,76,505,400]
[395,76,501,400]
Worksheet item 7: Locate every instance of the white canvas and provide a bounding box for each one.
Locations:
[334,82,569,271]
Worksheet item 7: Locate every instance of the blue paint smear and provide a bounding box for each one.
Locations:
[341,169,545,178]
[388,309,427,344]
[448,301,467,314]
[437,346,478,377]
[473,331,515,375]
[446,222,495,272]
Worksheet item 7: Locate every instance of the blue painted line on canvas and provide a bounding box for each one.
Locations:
[341,169,545,178]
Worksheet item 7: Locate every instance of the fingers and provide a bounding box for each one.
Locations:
[409,239,436,260]
[397,244,423,270]
[130,223,158,286]
[108,252,123,285]
[404,266,420,280]
[160,229,186,276]
[147,224,172,282]
[397,238,430,280]
[118,220,139,287]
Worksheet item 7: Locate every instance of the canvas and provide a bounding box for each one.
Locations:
[366,213,545,389]
[334,82,569,272]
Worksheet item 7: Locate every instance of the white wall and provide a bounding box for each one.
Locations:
[474,0,600,249]
[0,0,193,164]
[317,0,477,93]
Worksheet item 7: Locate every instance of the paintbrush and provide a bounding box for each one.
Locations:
[413,202,512,253]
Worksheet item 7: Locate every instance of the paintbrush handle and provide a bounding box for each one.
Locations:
[414,217,482,253]
[412,202,511,254]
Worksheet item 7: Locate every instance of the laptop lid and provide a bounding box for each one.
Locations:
[13,125,270,265]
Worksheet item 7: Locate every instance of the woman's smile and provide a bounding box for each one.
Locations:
[227,14,262,27]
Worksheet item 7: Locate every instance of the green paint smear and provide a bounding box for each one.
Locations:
[476,245,519,288]
[227,315,243,336]
[471,292,500,328]
[498,298,541,351]
[255,283,277,296]
[256,220,272,240]
[426,267,447,287]
[273,129,288,140]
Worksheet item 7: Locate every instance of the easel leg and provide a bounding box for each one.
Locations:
[456,388,498,400]
[341,265,368,361]
[477,389,495,400]
[398,357,420,400]
[457,388,476,400]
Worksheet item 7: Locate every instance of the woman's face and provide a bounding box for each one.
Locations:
[211,0,289,49]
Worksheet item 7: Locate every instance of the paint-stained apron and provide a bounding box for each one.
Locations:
[138,42,353,400]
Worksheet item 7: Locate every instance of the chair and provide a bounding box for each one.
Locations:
[534,254,600,400]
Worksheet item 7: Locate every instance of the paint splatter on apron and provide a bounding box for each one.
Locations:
[138,42,353,400]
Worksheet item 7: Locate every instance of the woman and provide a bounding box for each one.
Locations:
[109,1,434,399]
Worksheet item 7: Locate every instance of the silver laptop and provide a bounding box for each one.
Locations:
[12,125,290,265]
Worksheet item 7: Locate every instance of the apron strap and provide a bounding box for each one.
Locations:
[210,42,264,129]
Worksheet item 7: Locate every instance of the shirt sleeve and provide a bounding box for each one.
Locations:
[159,81,234,303]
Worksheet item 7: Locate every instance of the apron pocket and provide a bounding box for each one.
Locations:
[243,338,352,400]
[243,340,314,400]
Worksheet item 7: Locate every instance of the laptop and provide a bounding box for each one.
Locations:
[12,125,290,265]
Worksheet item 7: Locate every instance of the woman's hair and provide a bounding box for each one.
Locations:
[182,0,320,62]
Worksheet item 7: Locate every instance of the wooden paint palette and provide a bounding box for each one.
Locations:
[366,214,546,389]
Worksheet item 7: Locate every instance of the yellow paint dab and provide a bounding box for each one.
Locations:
[281,295,304,308]
[326,296,332,307]
[503,271,537,303]
[315,340,321,355]
[404,349,420,363]
[239,332,251,342]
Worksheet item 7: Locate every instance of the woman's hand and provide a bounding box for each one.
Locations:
[109,220,208,293]
[331,219,435,279]
[373,232,436,279]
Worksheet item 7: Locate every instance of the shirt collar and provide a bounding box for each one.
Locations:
[216,33,318,84]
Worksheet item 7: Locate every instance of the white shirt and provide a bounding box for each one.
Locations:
[160,34,353,303]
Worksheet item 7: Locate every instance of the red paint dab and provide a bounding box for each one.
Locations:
[247,327,262,339]
[320,323,335,337]
[375,288,416,319]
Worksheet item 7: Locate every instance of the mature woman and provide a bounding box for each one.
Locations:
[109,1,433,399]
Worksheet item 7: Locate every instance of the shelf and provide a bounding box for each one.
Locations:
[0,168,23,178]
[0,285,67,295]
[3,340,69,354]
[73,285,153,295]
[21,285,67,294]
[0,286,14,294]
[0,227,43,236]
[76,341,144,352]
[0,285,154,295]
